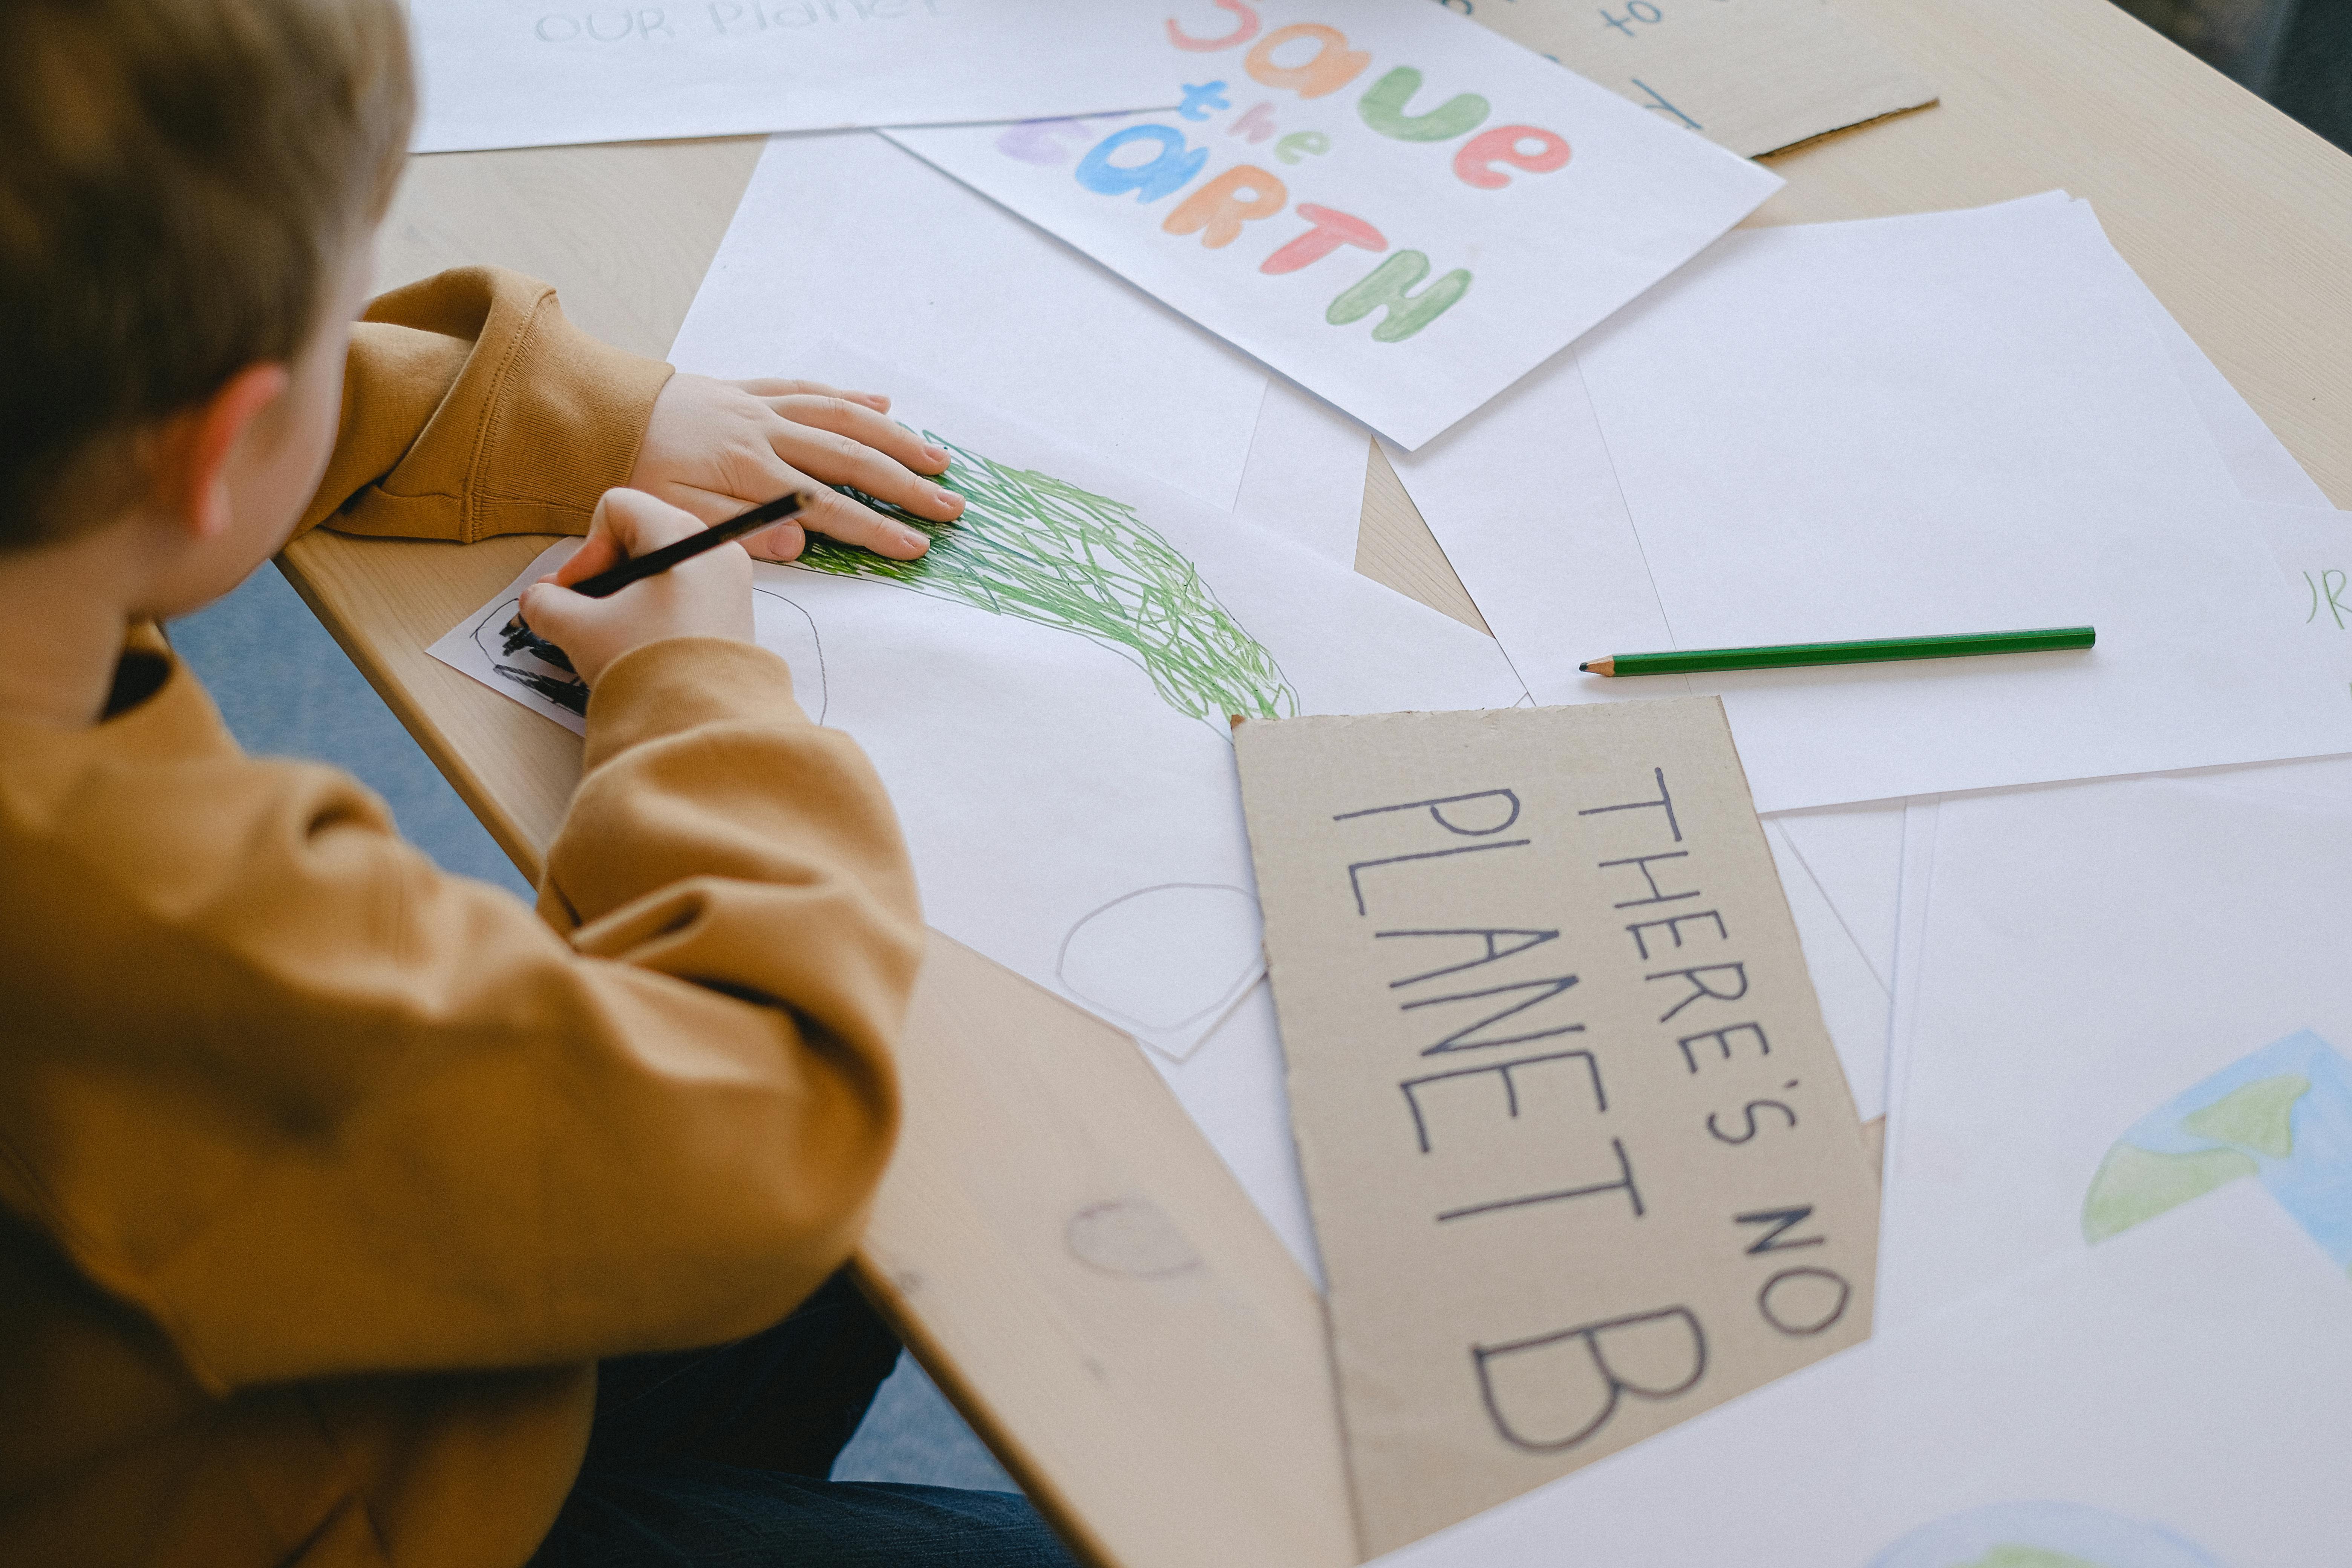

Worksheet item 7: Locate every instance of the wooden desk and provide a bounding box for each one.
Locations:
[283,4,2352,1563]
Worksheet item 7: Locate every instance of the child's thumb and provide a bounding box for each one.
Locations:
[519,581,592,652]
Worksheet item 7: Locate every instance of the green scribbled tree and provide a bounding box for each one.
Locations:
[795,433,1298,726]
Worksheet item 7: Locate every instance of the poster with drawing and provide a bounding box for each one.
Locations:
[430,352,1525,1060]
[1870,766,2352,1329]
[406,0,1184,153]
[886,0,1779,448]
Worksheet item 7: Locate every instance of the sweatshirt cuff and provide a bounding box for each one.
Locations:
[306,266,675,545]
[467,294,674,542]
[582,639,810,770]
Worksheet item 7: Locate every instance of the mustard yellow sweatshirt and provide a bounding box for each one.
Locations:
[0,269,923,1567]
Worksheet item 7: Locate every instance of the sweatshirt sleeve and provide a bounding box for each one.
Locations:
[298,266,673,544]
[0,641,922,1393]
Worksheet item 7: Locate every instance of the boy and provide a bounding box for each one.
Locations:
[0,2,1071,1564]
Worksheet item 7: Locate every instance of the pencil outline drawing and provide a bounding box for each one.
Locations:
[790,432,1298,730]
[1055,882,1264,1040]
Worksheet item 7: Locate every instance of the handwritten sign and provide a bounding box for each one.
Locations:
[1450,0,1938,158]
[1234,700,1879,1553]
[886,0,1778,448]
[407,0,1185,154]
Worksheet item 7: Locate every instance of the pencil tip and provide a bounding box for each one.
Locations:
[1580,658,1614,677]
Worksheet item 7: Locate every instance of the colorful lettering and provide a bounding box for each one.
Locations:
[995,116,1103,167]
[1075,125,1209,202]
[1164,164,1289,249]
[1357,66,1490,142]
[1228,102,1279,143]
[1167,0,1257,51]
[1262,204,1386,275]
[1455,125,1572,189]
[1244,23,1371,100]
[1176,81,1231,121]
[1272,130,1331,164]
[1327,251,1473,342]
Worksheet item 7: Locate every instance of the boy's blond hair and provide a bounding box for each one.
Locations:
[0,0,415,550]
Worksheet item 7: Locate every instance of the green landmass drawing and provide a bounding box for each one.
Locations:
[2180,1073,2307,1158]
[795,434,1298,728]
[2078,1030,2352,1266]
[2082,1143,2259,1243]
[1965,1548,2107,1568]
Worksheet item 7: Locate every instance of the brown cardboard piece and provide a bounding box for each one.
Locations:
[1463,0,1938,158]
[1234,700,1880,1554]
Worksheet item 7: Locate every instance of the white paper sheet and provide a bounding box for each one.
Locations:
[665,130,1370,562]
[430,355,1525,1080]
[407,0,1181,154]
[886,0,1779,448]
[1772,804,1904,993]
[1373,1180,2352,1566]
[1153,978,1321,1282]
[2255,503,2352,674]
[1876,791,1941,1312]
[1738,277,2334,1104]
[1764,819,1889,1119]
[1391,193,2352,813]
[1230,374,1369,564]
[1875,754,2352,1329]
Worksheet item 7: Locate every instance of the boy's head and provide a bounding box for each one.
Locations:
[0,0,413,599]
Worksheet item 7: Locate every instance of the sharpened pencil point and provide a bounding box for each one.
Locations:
[1580,658,1614,677]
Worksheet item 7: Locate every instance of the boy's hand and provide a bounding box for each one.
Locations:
[627,373,966,564]
[520,490,753,688]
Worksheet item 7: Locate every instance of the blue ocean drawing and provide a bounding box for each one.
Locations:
[2081,1028,2352,1274]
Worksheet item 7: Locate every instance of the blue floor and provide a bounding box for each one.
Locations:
[171,564,1012,1494]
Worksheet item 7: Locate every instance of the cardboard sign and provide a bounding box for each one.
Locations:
[1234,700,1880,1553]
[1461,0,1938,158]
[886,0,1779,449]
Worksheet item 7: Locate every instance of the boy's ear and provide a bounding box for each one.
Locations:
[145,363,291,541]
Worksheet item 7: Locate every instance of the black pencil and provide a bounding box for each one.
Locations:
[499,489,808,649]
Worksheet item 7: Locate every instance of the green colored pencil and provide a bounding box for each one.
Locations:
[1580,626,2096,677]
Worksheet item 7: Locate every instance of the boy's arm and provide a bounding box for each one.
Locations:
[299,266,672,544]
[297,266,964,560]
[1,642,923,1390]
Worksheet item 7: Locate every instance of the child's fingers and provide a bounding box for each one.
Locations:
[767,416,963,526]
[600,488,711,554]
[773,395,952,477]
[548,489,712,588]
[743,519,809,564]
[517,579,597,649]
[735,377,890,413]
[545,530,623,588]
[639,478,773,528]
[789,478,933,561]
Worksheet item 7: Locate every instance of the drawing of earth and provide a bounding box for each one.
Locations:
[1868,1500,2223,1568]
[2081,1029,2352,1275]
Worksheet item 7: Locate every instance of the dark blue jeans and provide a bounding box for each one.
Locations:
[530,1275,1078,1566]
